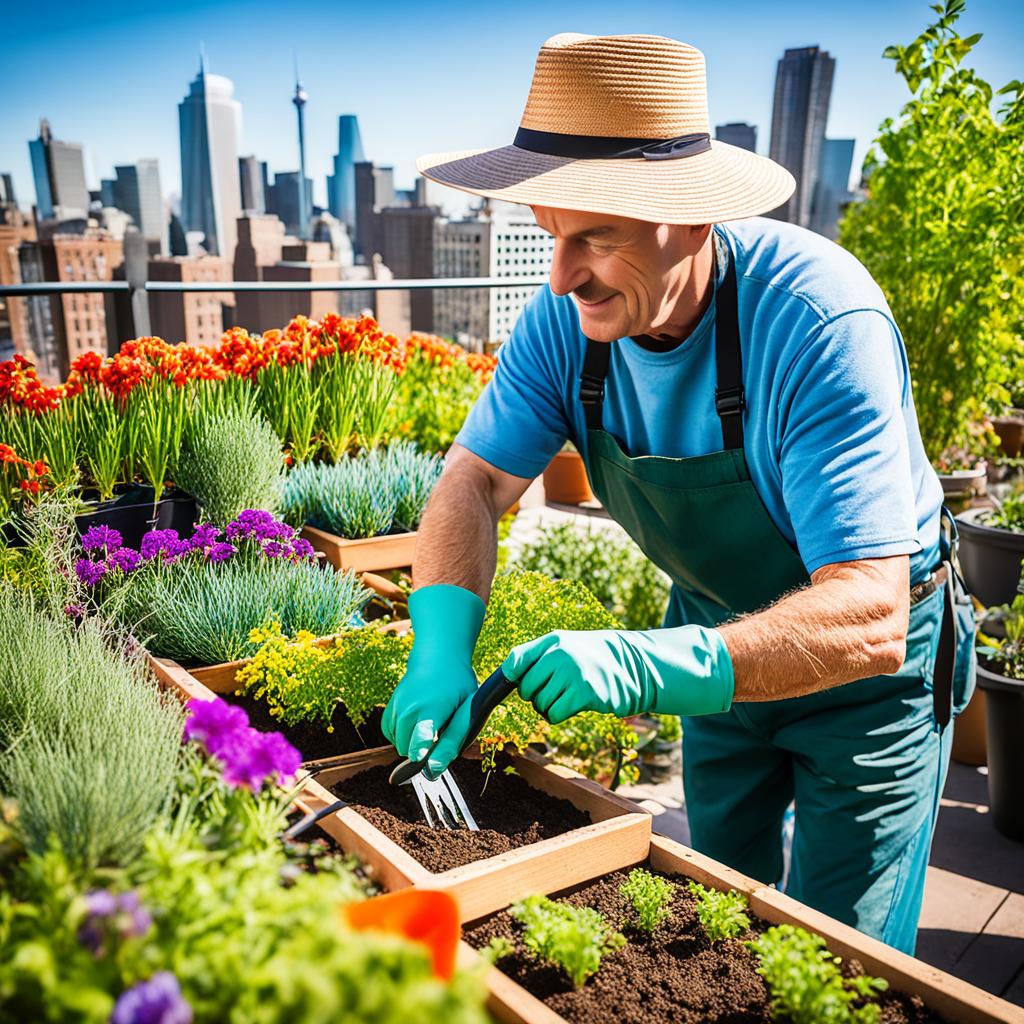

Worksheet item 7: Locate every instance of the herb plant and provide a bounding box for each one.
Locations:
[977,574,1024,681]
[511,520,670,629]
[685,880,751,942]
[510,894,626,989]
[175,406,284,527]
[984,484,1024,533]
[748,924,888,1024]
[620,868,676,933]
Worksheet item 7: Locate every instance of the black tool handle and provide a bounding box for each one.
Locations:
[280,798,347,841]
[388,666,517,785]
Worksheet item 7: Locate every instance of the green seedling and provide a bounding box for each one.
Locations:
[619,867,676,933]
[748,924,888,1024]
[510,894,625,989]
[686,879,751,942]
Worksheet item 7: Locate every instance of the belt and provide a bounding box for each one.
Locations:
[910,563,949,606]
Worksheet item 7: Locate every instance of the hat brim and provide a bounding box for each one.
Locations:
[417,140,794,224]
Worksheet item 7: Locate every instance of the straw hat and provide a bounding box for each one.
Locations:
[417,33,794,224]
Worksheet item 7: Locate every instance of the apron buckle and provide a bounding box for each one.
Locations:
[715,386,746,416]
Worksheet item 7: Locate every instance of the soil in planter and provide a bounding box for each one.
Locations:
[329,756,591,873]
[464,869,945,1024]
[227,689,386,762]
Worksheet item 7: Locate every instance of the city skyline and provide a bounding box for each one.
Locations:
[2,0,1020,218]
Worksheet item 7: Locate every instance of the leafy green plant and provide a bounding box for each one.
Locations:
[977,568,1024,680]
[510,894,625,989]
[685,880,751,943]
[511,521,670,629]
[0,583,184,871]
[748,924,888,1024]
[838,0,1024,461]
[281,443,443,539]
[620,868,676,933]
[175,407,285,527]
[127,377,188,508]
[984,484,1024,532]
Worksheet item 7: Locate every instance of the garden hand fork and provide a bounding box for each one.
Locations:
[388,666,517,830]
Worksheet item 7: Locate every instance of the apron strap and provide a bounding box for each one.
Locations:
[580,337,611,431]
[714,249,745,451]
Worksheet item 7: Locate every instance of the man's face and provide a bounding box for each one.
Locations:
[532,206,709,342]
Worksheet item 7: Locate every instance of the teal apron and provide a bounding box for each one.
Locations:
[577,244,975,953]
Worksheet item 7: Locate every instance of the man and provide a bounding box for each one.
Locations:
[382,32,975,952]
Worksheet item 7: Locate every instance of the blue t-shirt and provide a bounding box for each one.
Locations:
[456,217,943,584]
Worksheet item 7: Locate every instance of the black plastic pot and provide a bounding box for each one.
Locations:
[75,486,197,550]
[955,507,1024,608]
[977,658,1024,841]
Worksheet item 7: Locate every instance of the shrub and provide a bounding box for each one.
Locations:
[620,868,676,933]
[748,924,888,1024]
[685,880,751,942]
[510,894,625,989]
[281,442,443,539]
[511,520,670,629]
[175,406,284,527]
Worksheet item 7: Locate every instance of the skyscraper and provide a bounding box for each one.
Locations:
[769,46,835,227]
[810,138,856,240]
[1,174,17,208]
[238,155,266,213]
[292,68,310,240]
[113,160,167,254]
[28,119,90,220]
[268,172,313,236]
[327,115,365,233]
[353,162,396,259]
[178,55,243,258]
[715,122,757,153]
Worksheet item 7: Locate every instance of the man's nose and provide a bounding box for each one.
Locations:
[548,240,590,297]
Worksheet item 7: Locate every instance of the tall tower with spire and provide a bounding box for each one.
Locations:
[179,50,243,257]
[292,58,309,240]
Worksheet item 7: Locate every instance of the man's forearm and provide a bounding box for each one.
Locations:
[717,556,911,702]
[411,457,501,600]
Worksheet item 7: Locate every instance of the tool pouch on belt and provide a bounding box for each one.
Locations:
[933,507,978,728]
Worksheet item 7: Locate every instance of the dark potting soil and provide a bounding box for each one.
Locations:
[329,756,592,874]
[463,869,946,1024]
[227,690,386,762]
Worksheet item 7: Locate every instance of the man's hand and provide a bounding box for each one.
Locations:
[502,625,734,723]
[381,585,486,774]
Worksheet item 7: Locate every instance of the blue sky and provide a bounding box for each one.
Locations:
[2,0,1020,215]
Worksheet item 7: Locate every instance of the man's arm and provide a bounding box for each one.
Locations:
[719,554,910,702]
[412,443,532,599]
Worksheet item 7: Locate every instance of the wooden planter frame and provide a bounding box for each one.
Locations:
[147,655,651,923]
[466,834,1022,1024]
[302,524,417,573]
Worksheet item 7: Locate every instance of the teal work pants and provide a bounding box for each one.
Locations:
[681,586,953,954]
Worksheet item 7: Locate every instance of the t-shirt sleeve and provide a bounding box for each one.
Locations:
[453,288,572,478]
[777,309,921,574]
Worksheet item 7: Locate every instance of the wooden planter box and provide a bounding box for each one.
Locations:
[302,524,417,573]
[467,833,1021,1024]
[294,746,651,922]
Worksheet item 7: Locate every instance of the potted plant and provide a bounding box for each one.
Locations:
[543,441,596,506]
[837,1,1024,482]
[976,578,1024,840]
[282,442,443,573]
[956,485,1024,607]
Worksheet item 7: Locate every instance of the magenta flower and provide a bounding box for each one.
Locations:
[188,523,220,552]
[226,509,294,544]
[139,530,191,563]
[74,557,108,587]
[290,537,315,561]
[183,697,250,759]
[261,540,285,558]
[64,603,86,622]
[81,524,123,553]
[111,972,192,1024]
[107,547,143,574]
[205,541,236,564]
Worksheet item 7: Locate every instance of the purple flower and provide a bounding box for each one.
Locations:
[75,557,108,587]
[64,603,86,623]
[205,541,236,564]
[183,697,249,759]
[77,889,152,955]
[188,523,220,552]
[81,524,123,553]
[225,509,294,544]
[139,530,191,563]
[261,540,285,558]
[107,546,142,574]
[111,972,192,1024]
[290,537,315,561]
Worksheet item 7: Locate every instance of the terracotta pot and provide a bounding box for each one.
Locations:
[951,685,987,766]
[992,413,1024,458]
[302,525,417,574]
[543,450,595,505]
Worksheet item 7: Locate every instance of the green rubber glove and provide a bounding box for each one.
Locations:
[501,625,734,723]
[381,584,486,770]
